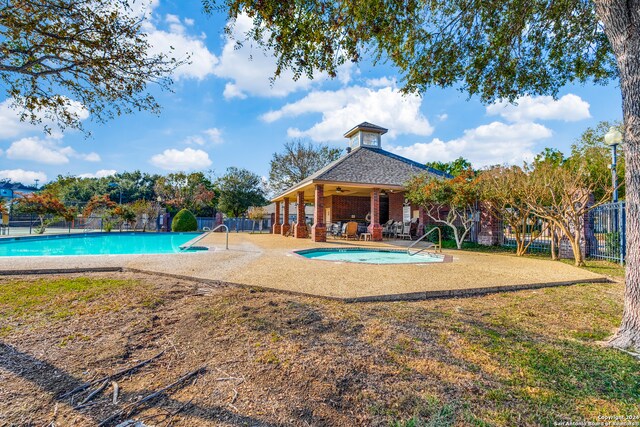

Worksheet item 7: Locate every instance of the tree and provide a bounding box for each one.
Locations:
[0,0,182,133]
[523,160,613,267]
[112,204,136,231]
[16,192,74,233]
[569,121,625,200]
[425,157,473,177]
[480,166,545,257]
[84,194,117,231]
[268,139,342,195]
[203,0,640,351]
[129,199,160,231]
[216,167,267,218]
[405,171,480,249]
[43,171,161,205]
[247,206,267,232]
[154,172,217,216]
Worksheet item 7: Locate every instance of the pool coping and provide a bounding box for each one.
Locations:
[0,265,612,303]
[292,246,454,265]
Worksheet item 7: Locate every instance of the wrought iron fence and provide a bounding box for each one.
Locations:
[222,217,272,233]
[501,218,554,254]
[587,201,626,264]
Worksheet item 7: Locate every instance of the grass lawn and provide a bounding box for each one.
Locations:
[0,273,638,426]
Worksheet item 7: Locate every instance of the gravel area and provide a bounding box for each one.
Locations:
[0,232,607,300]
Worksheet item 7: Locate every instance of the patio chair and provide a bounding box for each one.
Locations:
[391,221,403,239]
[398,221,412,240]
[329,223,342,239]
[343,221,359,240]
[382,220,394,237]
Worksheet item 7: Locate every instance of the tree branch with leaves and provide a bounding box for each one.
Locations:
[0,0,183,133]
[406,171,480,249]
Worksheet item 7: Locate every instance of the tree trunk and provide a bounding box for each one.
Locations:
[597,0,640,350]
[571,234,585,267]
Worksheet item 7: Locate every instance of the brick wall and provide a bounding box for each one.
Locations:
[388,192,405,221]
[330,195,371,221]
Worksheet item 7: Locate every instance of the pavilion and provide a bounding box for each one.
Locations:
[271,122,447,242]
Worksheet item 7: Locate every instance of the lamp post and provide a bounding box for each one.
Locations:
[108,181,123,204]
[604,126,625,264]
[604,126,623,203]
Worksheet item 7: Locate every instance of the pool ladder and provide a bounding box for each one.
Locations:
[180,224,229,251]
[407,227,442,256]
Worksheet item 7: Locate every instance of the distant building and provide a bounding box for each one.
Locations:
[0,182,37,214]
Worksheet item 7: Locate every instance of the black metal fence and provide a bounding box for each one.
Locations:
[587,201,626,264]
[222,217,272,232]
[501,218,554,254]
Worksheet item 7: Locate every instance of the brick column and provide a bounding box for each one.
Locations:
[368,188,383,241]
[281,197,290,235]
[311,184,326,242]
[294,191,308,238]
[477,203,503,246]
[417,206,427,237]
[272,201,282,234]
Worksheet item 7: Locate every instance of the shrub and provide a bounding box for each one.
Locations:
[605,232,621,256]
[171,209,198,232]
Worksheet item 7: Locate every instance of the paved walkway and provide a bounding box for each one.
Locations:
[0,233,607,301]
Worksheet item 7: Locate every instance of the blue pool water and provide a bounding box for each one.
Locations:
[295,248,445,264]
[0,233,205,257]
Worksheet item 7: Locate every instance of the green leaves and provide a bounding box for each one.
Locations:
[204,0,615,102]
[0,0,183,133]
[268,138,342,195]
[215,167,267,218]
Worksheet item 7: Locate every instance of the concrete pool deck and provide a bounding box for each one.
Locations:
[0,233,608,301]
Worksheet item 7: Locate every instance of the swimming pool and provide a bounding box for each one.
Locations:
[0,232,206,257]
[295,248,447,264]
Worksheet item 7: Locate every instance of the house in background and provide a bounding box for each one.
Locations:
[270,122,448,242]
[0,181,37,217]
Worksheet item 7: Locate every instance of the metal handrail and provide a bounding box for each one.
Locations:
[407,227,442,256]
[180,224,229,251]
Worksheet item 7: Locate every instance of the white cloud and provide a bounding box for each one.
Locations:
[261,85,433,142]
[366,76,396,88]
[437,113,448,121]
[184,128,223,146]
[487,94,591,123]
[0,98,89,140]
[203,128,223,144]
[214,13,351,99]
[77,169,117,179]
[5,136,100,164]
[0,169,47,185]
[150,147,212,171]
[134,1,218,81]
[387,121,553,168]
[146,21,218,80]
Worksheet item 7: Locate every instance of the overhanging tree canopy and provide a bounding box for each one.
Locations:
[0,0,182,132]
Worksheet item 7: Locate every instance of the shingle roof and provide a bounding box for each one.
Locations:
[273,146,449,199]
[0,182,36,192]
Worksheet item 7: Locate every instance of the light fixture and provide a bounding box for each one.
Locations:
[604,127,623,147]
[604,127,623,204]
[380,189,387,196]
[335,187,343,193]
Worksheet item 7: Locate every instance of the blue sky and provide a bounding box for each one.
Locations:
[0,0,623,186]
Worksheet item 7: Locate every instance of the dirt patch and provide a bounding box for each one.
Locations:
[0,272,638,426]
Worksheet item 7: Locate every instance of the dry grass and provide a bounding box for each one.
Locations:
[0,273,638,427]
